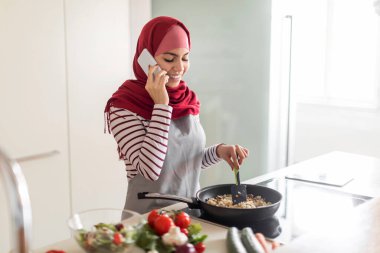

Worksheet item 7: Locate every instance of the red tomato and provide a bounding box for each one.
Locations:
[174,211,191,229]
[147,209,161,228]
[113,232,123,245]
[194,242,206,253]
[154,214,174,235]
[180,227,188,236]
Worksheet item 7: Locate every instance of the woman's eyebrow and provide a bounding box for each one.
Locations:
[163,52,189,57]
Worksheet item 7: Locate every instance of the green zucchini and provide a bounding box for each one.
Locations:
[241,227,265,253]
[226,227,247,253]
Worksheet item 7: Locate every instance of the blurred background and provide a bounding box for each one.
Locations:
[0,0,379,251]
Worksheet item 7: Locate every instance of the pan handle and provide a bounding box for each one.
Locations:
[137,192,200,209]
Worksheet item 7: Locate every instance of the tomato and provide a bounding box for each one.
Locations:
[148,209,161,228]
[113,232,124,245]
[174,211,191,229]
[180,227,188,236]
[194,242,206,253]
[154,214,174,235]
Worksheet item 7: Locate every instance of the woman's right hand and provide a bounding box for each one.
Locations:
[145,65,169,105]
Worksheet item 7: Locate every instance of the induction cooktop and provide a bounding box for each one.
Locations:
[181,177,372,244]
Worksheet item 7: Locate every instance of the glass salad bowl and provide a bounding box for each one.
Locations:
[68,208,143,253]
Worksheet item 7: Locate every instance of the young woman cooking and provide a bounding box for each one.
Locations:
[105,16,249,214]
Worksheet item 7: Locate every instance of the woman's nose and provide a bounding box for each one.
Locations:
[173,60,184,72]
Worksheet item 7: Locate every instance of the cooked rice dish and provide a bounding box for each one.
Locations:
[206,194,271,208]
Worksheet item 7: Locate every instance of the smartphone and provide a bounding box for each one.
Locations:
[137,48,161,76]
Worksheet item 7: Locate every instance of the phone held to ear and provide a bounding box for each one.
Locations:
[137,48,162,76]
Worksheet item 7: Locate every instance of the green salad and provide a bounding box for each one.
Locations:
[74,209,207,253]
[75,223,135,253]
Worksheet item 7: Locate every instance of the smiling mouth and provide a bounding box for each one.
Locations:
[168,75,181,80]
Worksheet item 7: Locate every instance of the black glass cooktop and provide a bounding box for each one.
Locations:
[181,177,372,244]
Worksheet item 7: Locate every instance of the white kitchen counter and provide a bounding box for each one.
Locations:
[275,196,380,253]
[35,151,380,253]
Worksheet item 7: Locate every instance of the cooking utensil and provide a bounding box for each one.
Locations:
[138,184,282,224]
[231,167,247,204]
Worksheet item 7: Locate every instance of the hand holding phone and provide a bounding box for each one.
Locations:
[137,48,162,76]
[138,48,169,105]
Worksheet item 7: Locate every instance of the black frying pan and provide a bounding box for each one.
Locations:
[138,184,282,223]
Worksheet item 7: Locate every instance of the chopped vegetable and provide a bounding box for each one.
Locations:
[148,209,161,228]
[180,227,188,236]
[113,232,124,245]
[254,233,271,253]
[154,214,175,236]
[194,242,206,253]
[226,227,248,253]
[175,243,196,253]
[240,227,265,253]
[75,222,133,253]
[162,226,188,246]
[187,224,207,245]
[174,212,191,229]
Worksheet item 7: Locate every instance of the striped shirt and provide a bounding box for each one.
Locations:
[109,105,221,181]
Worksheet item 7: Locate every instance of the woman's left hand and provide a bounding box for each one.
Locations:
[216,144,249,170]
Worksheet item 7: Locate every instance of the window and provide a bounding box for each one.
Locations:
[292,0,380,109]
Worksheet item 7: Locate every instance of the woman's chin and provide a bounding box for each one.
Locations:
[166,80,181,87]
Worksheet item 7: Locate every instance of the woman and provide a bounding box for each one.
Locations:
[104,16,249,214]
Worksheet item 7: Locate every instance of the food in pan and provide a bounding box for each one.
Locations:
[206,194,271,208]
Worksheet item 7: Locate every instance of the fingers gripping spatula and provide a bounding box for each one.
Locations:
[231,167,247,205]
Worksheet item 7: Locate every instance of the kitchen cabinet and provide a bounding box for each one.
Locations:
[0,0,70,250]
[64,0,130,216]
[0,0,134,250]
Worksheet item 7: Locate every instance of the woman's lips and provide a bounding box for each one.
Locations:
[168,74,181,81]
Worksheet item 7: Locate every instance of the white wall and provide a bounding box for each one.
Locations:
[129,0,152,68]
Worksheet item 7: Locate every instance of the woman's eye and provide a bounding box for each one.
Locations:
[182,58,189,62]
[164,58,174,62]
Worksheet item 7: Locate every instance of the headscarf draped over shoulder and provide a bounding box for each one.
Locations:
[104,16,200,133]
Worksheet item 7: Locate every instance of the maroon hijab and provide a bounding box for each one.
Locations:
[104,16,200,132]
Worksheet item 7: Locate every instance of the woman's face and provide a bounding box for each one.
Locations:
[155,48,190,87]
